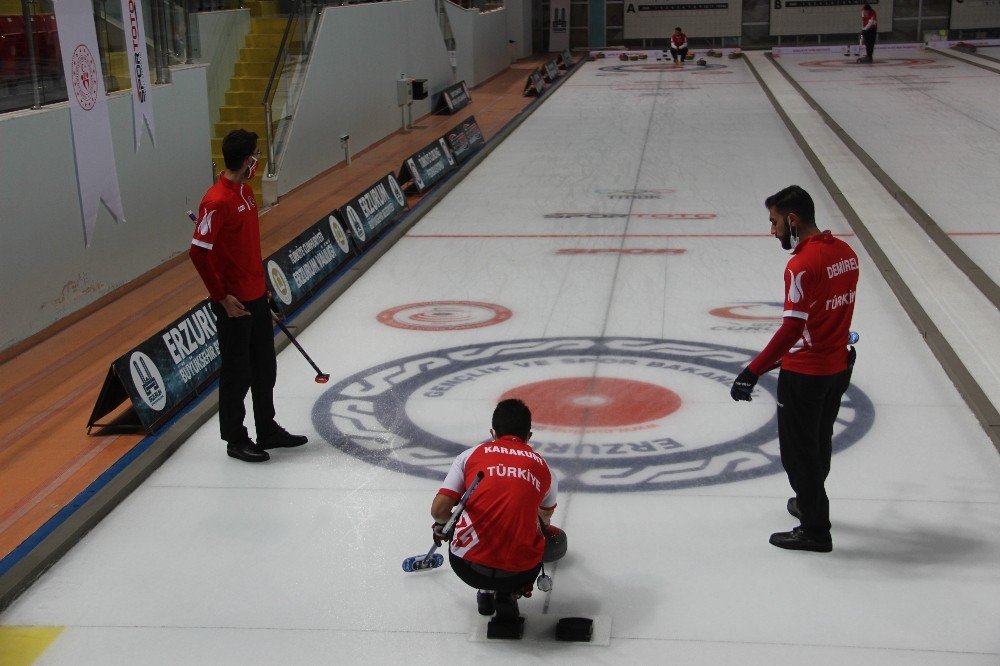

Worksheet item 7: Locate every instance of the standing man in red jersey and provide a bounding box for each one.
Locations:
[189,129,307,463]
[730,185,859,552]
[858,3,878,63]
[430,399,563,622]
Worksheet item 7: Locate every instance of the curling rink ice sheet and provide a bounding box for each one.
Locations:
[771,48,1000,284]
[3,57,1000,664]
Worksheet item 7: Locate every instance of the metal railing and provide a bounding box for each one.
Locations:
[261,0,319,178]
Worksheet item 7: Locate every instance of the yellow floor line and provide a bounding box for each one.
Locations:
[0,627,64,666]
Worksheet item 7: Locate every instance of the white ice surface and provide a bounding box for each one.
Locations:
[4,57,1000,665]
[773,48,1000,284]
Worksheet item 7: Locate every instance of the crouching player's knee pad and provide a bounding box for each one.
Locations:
[543,525,568,562]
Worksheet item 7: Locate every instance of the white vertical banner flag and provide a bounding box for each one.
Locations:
[54,0,126,247]
[121,0,155,149]
[549,0,570,52]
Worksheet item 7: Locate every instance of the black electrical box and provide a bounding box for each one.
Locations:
[412,79,429,100]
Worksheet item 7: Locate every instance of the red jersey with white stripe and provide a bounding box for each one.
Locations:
[780,231,859,375]
[189,175,266,302]
[439,435,557,572]
[861,6,877,30]
[671,32,688,49]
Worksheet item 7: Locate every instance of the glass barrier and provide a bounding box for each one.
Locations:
[0,0,239,114]
[262,0,318,176]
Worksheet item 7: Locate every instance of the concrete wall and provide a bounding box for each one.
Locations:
[0,66,213,351]
[275,0,456,196]
[446,4,511,86]
[191,10,252,127]
[506,0,533,59]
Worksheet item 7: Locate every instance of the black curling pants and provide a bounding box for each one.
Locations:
[862,28,877,59]
[776,363,853,535]
[212,296,277,444]
[670,46,688,62]
[449,552,541,595]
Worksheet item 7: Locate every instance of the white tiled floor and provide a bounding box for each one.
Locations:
[3,52,999,664]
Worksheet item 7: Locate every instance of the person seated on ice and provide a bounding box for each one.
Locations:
[669,27,689,64]
[430,398,566,622]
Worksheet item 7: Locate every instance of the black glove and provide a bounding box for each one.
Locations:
[730,367,758,401]
[432,522,450,546]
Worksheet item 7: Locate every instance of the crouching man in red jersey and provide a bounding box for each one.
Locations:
[430,399,563,624]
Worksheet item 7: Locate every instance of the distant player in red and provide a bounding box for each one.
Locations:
[669,27,688,64]
[189,129,307,463]
[859,3,878,63]
[430,399,562,621]
[731,185,859,553]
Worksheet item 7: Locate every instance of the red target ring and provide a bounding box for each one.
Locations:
[501,377,682,428]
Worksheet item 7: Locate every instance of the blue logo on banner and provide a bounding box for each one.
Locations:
[312,337,874,492]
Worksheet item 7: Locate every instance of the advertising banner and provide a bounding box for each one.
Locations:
[439,80,472,114]
[950,0,1000,30]
[398,139,456,194]
[549,0,570,52]
[88,300,220,433]
[771,0,892,36]
[54,0,126,247]
[543,59,561,82]
[624,1,742,39]
[560,48,575,67]
[443,116,486,164]
[120,0,155,149]
[339,173,410,252]
[523,69,545,96]
[265,213,355,315]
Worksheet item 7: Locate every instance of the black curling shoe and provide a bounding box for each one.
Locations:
[227,439,270,462]
[769,527,832,553]
[258,425,308,449]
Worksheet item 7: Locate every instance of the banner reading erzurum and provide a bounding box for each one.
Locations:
[54,0,126,247]
[120,0,155,149]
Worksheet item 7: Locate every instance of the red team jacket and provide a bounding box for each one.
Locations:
[189,175,266,303]
[779,231,859,375]
[439,435,557,572]
[861,6,877,30]
[671,32,688,49]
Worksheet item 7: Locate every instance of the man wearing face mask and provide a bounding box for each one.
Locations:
[189,129,307,462]
[730,185,859,552]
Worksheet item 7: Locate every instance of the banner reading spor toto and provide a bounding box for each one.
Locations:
[120,0,155,149]
[338,173,409,252]
[88,300,221,433]
[264,213,355,316]
[54,0,126,247]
